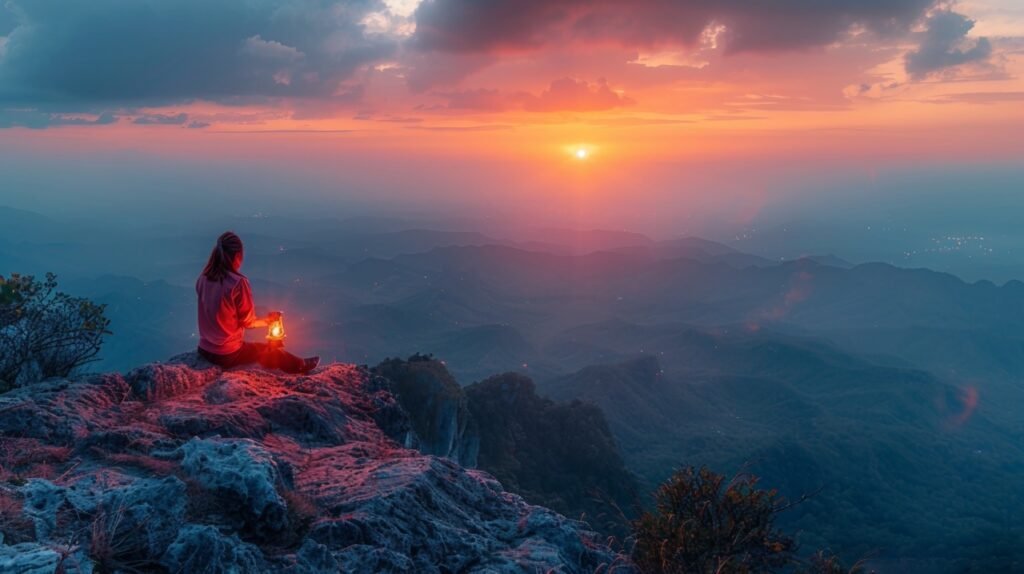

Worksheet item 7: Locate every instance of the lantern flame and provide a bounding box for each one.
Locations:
[267,314,286,345]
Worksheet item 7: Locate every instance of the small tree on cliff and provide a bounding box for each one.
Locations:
[0,273,110,391]
[632,466,796,574]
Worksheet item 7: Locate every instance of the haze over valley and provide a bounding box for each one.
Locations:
[3,203,1023,570]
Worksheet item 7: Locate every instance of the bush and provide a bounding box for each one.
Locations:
[795,551,867,574]
[0,273,110,391]
[632,466,796,574]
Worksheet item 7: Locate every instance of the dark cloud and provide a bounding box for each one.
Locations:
[905,11,992,79]
[133,113,189,125]
[0,110,118,129]
[0,0,396,105]
[413,0,936,55]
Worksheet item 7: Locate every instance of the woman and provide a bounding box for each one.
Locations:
[196,231,319,374]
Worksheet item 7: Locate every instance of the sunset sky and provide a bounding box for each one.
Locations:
[1,0,1022,233]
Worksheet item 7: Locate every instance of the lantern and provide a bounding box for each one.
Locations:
[267,313,286,348]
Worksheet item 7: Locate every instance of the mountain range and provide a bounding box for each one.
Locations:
[3,206,1024,570]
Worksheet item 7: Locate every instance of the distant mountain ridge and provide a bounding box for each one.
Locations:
[541,337,1024,570]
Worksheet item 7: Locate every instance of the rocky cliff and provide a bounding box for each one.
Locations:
[373,356,639,537]
[373,355,480,467]
[0,354,632,573]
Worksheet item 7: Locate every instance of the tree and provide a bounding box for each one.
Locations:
[0,273,110,391]
[632,466,796,574]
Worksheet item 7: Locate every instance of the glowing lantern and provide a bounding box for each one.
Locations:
[267,313,286,348]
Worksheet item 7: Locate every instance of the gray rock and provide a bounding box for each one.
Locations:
[19,474,187,561]
[372,359,481,467]
[20,479,67,540]
[159,403,269,438]
[0,543,59,574]
[161,524,266,574]
[333,544,418,573]
[280,538,341,573]
[101,475,188,559]
[204,373,261,404]
[301,452,620,574]
[0,374,129,444]
[127,360,219,401]
[256,394,348,444]
[179,437,289,535]
[363,373,419,447]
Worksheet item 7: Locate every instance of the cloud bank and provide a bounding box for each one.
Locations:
[0,0,398,104]
[0,0,1010,128]
[906,10,993,78]
[413,0,936,54]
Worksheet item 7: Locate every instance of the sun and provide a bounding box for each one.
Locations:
[565,144,597,161]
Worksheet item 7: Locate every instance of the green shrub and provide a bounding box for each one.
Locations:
[0,273,110,391]
[632,466,796,574]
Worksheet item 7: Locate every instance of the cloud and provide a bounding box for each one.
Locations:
[241,35,306,64]
[843,81,903,100]
[0,0,398,105]
[443,78,632,112]
[133,113,189,125]
[521,78,633,112]
[0,110,118,129]
[413,0,936,55]
[905,10,993,79]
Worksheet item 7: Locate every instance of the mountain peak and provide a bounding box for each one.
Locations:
[0,354,627,573]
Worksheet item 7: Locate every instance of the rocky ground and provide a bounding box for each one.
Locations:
[0,354,632,573]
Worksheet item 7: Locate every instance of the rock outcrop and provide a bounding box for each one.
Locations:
[375,356,639,537]
[373,355,480,466]
[0,354,632,573]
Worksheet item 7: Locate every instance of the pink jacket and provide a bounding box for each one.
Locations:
[196,271,256,355]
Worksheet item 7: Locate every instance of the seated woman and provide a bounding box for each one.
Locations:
[196,231,319,374]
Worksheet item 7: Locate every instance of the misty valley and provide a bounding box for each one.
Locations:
[3,206,1021,572]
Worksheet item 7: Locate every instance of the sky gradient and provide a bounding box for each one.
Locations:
[1,0,1022,233]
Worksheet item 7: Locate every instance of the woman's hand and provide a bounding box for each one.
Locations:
[246,311,281,329]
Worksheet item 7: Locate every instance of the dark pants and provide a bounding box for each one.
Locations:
[198,342,306,374]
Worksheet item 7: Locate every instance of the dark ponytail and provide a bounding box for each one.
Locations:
[202,231,244,282]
